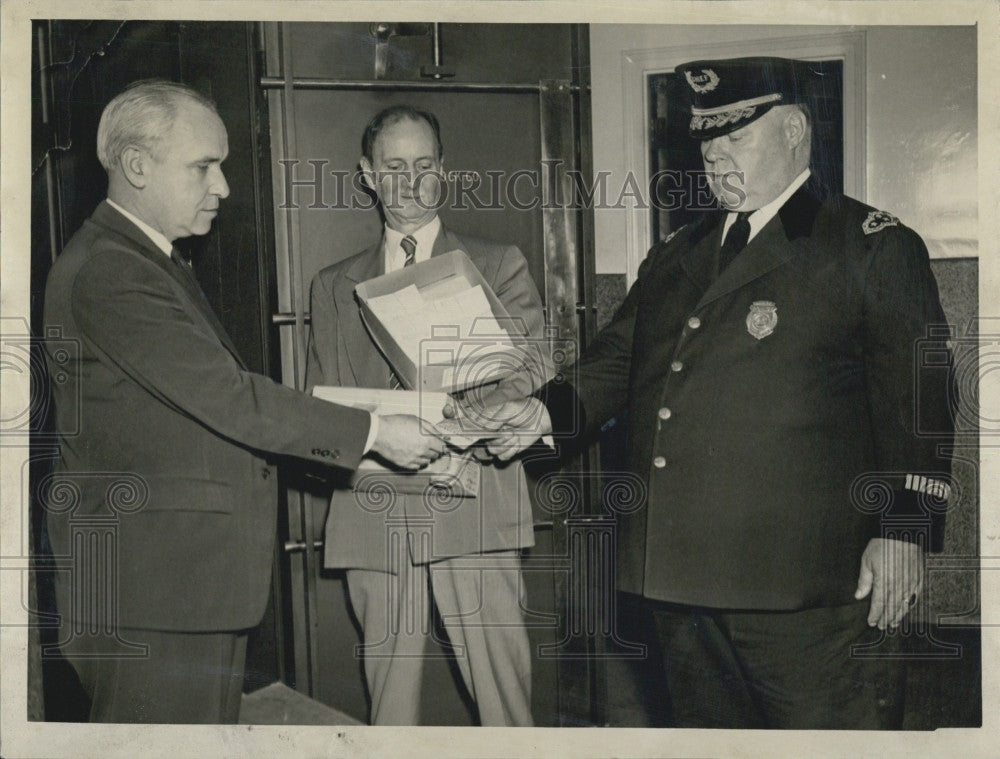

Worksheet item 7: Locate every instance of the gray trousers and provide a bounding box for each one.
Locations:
[347,548,533,726]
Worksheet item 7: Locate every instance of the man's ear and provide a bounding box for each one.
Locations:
[784,109,808,150]
[120,145,149,189]
[359,157,375,190]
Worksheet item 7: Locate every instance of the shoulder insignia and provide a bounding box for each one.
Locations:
[663,225,687,245]
[862,210,899,235]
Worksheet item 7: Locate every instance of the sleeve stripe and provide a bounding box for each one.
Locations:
[905,473,951,501]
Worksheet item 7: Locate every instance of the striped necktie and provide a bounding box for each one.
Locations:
[388,235,419,389]
[401,235,417,267]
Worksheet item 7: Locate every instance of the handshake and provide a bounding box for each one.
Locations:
[368,397,552,470]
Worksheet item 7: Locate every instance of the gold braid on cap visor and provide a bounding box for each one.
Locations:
[689,92,783,133]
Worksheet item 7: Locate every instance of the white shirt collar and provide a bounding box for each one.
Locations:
[722,169,811,244]
[383,216,441,272]
[106,198,174,257]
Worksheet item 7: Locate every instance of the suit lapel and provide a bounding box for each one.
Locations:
[678,212,725,296]
[692,187,823,310]
[92,202,247,368]
[431,223,459,258]
[168,252,247,368]
[338,239,393,387]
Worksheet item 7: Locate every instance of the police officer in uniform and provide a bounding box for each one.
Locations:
[474,57,955,728]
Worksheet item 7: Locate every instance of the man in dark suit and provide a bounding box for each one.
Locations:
[42,81,445,724]
[473,57,954,728]
[305,105,544,725]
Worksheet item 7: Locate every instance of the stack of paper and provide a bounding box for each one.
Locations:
[363,276,522,386]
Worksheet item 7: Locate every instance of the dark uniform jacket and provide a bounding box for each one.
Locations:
[43,201,371,632]
[546,188,954,611]
[306,225,544,570]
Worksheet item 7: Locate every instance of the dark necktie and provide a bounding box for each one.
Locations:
[717,211,752,276]
[170,248,208,303]
[401,235,417,267]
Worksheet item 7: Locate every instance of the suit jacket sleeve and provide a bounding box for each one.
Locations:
[862,224,954,552]
[540,245,661,443]
[71,248,370,471]
[492,244,545,340]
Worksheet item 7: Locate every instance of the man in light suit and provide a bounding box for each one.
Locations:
[42,81,445,723]
[475,57,955,728]
[306,105,543,725]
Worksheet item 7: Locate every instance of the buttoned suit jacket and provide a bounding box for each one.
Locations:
[545,189,954,611]
[306,224,543,570]
[43,201,372,632]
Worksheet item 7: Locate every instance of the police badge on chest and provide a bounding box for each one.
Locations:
[746,300,778,340]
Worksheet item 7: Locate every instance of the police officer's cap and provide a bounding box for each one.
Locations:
[676,56,819,140]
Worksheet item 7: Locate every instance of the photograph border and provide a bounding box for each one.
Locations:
[2,2,997,757]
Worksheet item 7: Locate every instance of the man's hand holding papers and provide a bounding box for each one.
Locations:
[441,396,552,462]
[370,414,448,470]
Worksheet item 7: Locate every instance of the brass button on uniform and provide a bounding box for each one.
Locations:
[670,360,683,372]
[261,467,270,479]
[653,456,666,468]
[658,407,672,420]
[687,316,701,329]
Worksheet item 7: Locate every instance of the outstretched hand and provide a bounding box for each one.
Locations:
[370,414,448,470]
[442,396,551,461]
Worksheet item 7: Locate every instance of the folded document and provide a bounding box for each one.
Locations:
[355,250,531,393]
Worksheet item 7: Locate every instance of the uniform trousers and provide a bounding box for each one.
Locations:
[59,624,248,723]
[346,548,533,726]
[647,597,905,729]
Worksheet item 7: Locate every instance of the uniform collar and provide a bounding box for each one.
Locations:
[679,179,824,298]
[722,169,811,245]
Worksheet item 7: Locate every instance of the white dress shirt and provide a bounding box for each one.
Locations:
[382,215,441,272]
[106,198,173,257]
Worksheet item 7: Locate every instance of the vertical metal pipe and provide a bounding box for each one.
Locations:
[431,22,443,68]
[538,79,580,362]
[279,26,308,389]
[273,20,323,698]
[539,77,589,726]
[570,23,605,727]
[37,21,62,263]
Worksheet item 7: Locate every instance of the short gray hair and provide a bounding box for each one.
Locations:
[96,80,217,171]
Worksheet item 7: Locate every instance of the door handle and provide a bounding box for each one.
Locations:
[283,539,324,553]
[272,312,311,325]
